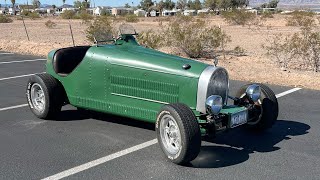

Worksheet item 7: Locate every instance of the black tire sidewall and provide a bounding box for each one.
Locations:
[156,104,200,164]
[235,83,278,130]
[26,75,51,119]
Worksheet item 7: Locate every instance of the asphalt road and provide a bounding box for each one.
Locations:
[0,51,319,180]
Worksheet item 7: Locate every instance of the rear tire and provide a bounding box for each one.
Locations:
[156,103,201,164]
[235,83,278,131]
[26,73,64,119]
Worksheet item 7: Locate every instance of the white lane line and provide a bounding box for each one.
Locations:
[0,73,43,81]
[41,139,158,180]
[276,87,302,98]
[0,104,28,112]
[0,53,14,55]
[0,59,46,64]
[0,87,298,179]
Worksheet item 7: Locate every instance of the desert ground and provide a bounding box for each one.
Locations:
[0,15,319,90]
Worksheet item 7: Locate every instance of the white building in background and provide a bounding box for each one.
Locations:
[111,7,133,16]
[0,8,7,14]
[183,9,197,16]
[35,8,47,14]
[62,8,76,13]
[93,6,112,16]
[197,8,209,14]
[162,9,177,16]
[8,7,20,15]
[134,9,146,17]
[149,10,158,17]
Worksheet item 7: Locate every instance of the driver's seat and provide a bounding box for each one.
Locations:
[53,46,90,76]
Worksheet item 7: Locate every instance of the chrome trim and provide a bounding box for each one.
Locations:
[111,93,169,104]
[196,66,229,113]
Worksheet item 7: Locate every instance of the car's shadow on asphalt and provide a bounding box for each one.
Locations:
[56,109,155,131]
[189,119,310,168]
[56,110,310,169]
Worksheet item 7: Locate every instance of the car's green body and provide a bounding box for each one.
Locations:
[46,35,242,135]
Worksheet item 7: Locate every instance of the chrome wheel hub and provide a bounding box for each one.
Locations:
[30,83,45,112]
[160,114,181,155]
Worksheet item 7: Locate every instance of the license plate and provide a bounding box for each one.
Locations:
[230,110,248,128]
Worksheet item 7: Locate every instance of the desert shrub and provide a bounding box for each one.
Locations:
[125,14,139,23]
[261,11,274,18]
[163,17,231,58]
[137,16,231,58]
[21,10,31,16]
[113,16,125,22]
[86,16,114,43]
[137,30,162,49]
[233,46,246,56]
[197,13,207,19]
[28,12,40,19]
[100,9,111,16]
[21,11,40,19]
[176,14,194,22]
[286,11,315,30]
[221,10,257,26]
[0,15,13,23]
[79,11,93,23]
[263,34,299,69]
[45,20,57,28]
[16,16,23,20]
[263,25,320,72]
[61,10,79,19]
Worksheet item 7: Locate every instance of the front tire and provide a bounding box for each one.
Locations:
[26,73,64,119]
[235,83,278,131]
[156,103,201,164]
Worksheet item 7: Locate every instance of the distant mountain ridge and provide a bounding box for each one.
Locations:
[250,0,320,4]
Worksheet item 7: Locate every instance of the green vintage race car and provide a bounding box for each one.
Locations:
[26,25,278,164]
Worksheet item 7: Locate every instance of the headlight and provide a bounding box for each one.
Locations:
[245,84,261,102]
[205,95,223,115]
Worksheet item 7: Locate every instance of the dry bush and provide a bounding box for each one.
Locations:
[221,10,257,26]
[163,17,231,58]
[79,11,93,24]
[198,13,208,19]
[263,34,299,69]
[286,11,316,29]
[264,29,320,72]
[137,30,162,49]
[86,16,114,43]
[125,14,139,23]
[261,11,274,19]
[0,15,13,23]
[21,11,40,20]
[45,20,57,28]
[61,10,79,19]
[138,16,231,58]
[233,46,246,56]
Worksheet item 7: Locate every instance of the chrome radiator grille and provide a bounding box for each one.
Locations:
[196,66,229,113]
[207,68,229,104]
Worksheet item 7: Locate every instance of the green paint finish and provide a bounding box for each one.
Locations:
[45,36,246,124]
[220,105,247,115]
[46,38,207,123]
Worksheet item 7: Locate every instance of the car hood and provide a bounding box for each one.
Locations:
[92,45,209,78]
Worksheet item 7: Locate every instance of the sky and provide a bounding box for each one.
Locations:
[1,0,143,7]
